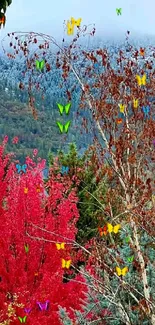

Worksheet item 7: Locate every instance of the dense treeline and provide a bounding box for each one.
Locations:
[0,34,155,162]
[0,82,90,162]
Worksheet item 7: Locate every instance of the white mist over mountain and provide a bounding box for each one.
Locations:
[0,0,155,42]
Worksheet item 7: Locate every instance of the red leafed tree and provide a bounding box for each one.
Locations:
[0,138,87,325]
[55,30,155,324]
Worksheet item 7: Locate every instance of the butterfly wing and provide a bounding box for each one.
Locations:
[140,48,145,56]
[24,244,29,253]
[136,75,141,86]
[37,301,43,311]
[116,267,122,276]
[135,99,138,107]
[133,99,138,108]
[57,103,64,115]
[116,8,121,15]
[62,258,65,268]
[61,166,65,174]
[40,60,45,70]
[61,242,65,249]
[146,105,150,113]
[45,300,49,310]
[142,74,146,85]
[75,18,82,26]
[125,236,130,243]
[116,118,122,124]
[16,164,21,173]
[22,164,27,173]
[70,17,75,26]
[142,106,149,117]
[122,267,128,276]
[56,243,60,250]
[24,307,31,314]
[18,317,22,323]
[56,121,64,133]
[142,106,145,114]
[143,106,149,118]
[64,103,71,115]
[103,225,108,235]
[98,227,103,236]
[35,60,40,70]
[67,20,74,35]
[64,120,71,133]
[23,316,27,323]
[119,104,125,113]
[113,224,120,234]
[107,223,113,233]
[62,166,68,174]
[66,260,71,269]
[127,256,134,262]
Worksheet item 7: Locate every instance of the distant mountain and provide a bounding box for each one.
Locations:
[0,36,154,163]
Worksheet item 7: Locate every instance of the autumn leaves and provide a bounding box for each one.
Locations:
[0,0,12,28]
[116,74,150,124]
[98,223,134,277]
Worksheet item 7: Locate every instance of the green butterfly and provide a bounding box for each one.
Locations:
[125,236,130,243]
[24,244,29,253]
[56,121,71,133]
[127,255,134,263]
[18,316,27,323]
[35,59,45,71]
[57,103,71,115]
[116,8,122,15]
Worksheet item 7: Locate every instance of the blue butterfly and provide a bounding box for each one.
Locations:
[61,166,69,175]
[16,164,27,174]
[142,106,150,119]
[118,112,125,119]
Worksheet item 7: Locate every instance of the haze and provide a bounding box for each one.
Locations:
[0,0,155,42]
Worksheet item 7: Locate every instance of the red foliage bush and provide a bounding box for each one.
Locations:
[0,138,87,325]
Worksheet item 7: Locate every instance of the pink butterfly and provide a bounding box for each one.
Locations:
[36,300,49,311]
[24,307,31,314]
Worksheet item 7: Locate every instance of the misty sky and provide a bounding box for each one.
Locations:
[0,0,155,41]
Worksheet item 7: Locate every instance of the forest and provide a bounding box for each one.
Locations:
[0,2,155,325]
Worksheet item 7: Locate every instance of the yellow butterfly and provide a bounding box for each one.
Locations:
[61,258,71,269]
[136,74,146,86]
[56,242,65,250]
[24,187,28,194]
[133,98,139,108]
[116,266,128,276]
[118,104,125,113]
[107,223,120,234]
[71,17,82,27]
[67,20,74,35]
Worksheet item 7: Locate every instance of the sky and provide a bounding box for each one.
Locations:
[0,0,155,43]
